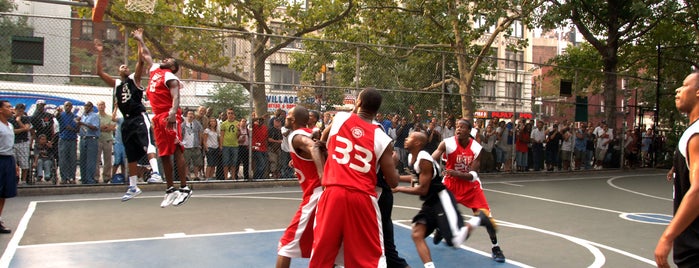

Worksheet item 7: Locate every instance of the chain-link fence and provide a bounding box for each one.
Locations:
[1,13,678,187]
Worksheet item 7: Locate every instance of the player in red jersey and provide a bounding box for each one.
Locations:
[431,119,506,263]
[276,106,322,268]
[309,88,401,268]
[139,30,192,208]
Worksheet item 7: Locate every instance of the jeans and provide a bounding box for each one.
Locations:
[36,158,53,180]
[79,138,98,184]
[532,143,544,171]
[279,151,294,178]
[252,151,268,180]
[58,139,77,182]
[235,146,250,180]
[222,146,239,167]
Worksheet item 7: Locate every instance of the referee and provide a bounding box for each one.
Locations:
[0,100,17,233]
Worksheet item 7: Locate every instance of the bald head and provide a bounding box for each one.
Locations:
[406,131,427,151]
[357,88,382,114]
[286,106,309,129]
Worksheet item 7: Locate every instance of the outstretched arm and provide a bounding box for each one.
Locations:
[131,29,146,87]
[132,28,153,68]
[94,39,116,88]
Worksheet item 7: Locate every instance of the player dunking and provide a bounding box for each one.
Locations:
[394,131,496,268]
[275,106,322,268]
[431,119,506,263]
[138,29,192,207]
[309,88,401,267]
[95,29,163,201]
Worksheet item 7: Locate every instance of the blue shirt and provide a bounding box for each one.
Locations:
[57,111,78,140]
[80,112,100,137]
[114,117,124,144]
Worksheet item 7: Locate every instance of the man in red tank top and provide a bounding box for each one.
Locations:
[432,119,506,263]
[138,30,191,208]
[309,88,401,267]
[276,106,322,268]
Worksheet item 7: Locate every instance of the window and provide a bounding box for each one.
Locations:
[505,50,524,70]
[509,20,523,38]
[81,21,93,40]
[475,15,495,33]
[480,80,496,101]
[506,82,522,100]
[105,26,118,41]
[271,64,300,91]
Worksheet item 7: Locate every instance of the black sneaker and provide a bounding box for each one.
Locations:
[492,246,506,263]
[0,221,12,234]
[477,209,497,234]
[432,229,443,245]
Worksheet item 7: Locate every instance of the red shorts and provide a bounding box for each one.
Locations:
[310,186,384,267]
[443,177,490,212]
[152,112,183,157]
[278,186,322,258]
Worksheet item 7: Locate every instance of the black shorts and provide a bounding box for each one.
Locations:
[412,189,464,247]
[121,113,155,163]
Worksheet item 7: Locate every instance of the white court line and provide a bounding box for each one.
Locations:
[0,201,36,267]
[606,176,673,201]
[499,182,524,187]
[484,189,626,214]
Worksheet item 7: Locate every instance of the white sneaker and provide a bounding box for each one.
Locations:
[160,187,179,208]
[147,172,164,183]
[451,226,470,247]
[172,186,192,207]
[121,186,142,202]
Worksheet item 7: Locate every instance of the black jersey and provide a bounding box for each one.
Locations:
[673,138,699,266]
[115,73,146,118]
[407,150,446,201]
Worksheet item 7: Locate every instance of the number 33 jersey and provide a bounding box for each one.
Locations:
[323,112,392,197]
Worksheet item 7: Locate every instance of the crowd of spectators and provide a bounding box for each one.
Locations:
[9,101,667,185]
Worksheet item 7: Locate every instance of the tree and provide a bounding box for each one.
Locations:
[0,0,33,82]
[293,0,543,120]
[538,0,681,128]
[103,0,355,117]
[204,83,250,118]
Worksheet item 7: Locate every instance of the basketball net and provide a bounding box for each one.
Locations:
[126,0,156,14]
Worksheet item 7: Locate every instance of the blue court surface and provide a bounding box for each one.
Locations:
[8,224,518,267]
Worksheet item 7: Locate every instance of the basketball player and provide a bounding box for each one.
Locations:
[431,119,506,263]
[137,29,192,207]
[394,131,496,268]
[655,72,699,268]
[95,29,163,202]
[309,88,401,267]
[275,106,322,268]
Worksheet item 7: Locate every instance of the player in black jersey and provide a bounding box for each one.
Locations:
[393,132,496,268]
[95,28,163,202]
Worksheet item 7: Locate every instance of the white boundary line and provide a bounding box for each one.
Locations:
[606,176,673,201]
[0,201,37,267]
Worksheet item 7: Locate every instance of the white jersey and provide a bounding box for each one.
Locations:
[679,119,699,168]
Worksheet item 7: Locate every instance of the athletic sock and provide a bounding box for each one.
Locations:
[424,262,435,268]
[149,158,160,174]
[467,215,481,227]
[129,175,138,187]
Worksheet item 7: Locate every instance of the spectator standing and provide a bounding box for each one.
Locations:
[574,125,588,170]
[442,118,455,139]
[219,108,240,180]
[0,100,17,233]
[280,125,295,178]
[182,110,204,181]
[624,129,639,169]
[251,117,268,180]
[560,127,573,171]
[202,118,220,180]
[235,118,250,181]
[394,117,412,171]
[267,118,283,178]
[424,118,442,154]
[111,108,126,178]
[55,102,78,184]
[481,124,497,173]
[96,101,115,183]
[642,128,653,167]
[594,122,613,170]
[545,125,561,172]
[77,102,100,184]
[530,121,546,171]
[10,103,31,184]
[515,123,531,172]
[195,106,209,128]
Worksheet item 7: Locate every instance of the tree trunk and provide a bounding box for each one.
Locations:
[602,53,618,128]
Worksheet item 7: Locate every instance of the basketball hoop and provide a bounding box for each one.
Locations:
[91,0,109,23]
[126,0,156,14]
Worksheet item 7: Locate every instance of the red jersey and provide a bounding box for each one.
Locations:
[147,64,181,115]
[323,112,392,197]
[288,128,322,196]
[443,136,481,176]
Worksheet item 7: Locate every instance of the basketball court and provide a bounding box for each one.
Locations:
[0,169,672,267]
